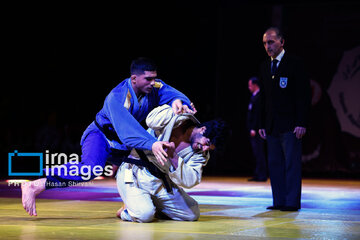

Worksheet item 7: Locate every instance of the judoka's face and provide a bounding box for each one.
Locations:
[131,71,157,96]
[191,128,210,153]
[263,30,284,58]
[192,135,210,152]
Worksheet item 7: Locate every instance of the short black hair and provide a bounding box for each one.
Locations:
[199,118,230,151]
[249,76,260,86]
[130,57,157,75]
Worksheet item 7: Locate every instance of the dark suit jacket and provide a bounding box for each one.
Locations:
[259,52,311,134]
[247,92,261,132]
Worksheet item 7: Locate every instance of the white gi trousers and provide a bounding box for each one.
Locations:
[116,162,200,223]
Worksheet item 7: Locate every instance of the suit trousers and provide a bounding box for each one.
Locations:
[250,135,267,180]
[267,132,302,208]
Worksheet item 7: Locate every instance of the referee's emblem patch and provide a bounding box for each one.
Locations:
[279,77,288,88]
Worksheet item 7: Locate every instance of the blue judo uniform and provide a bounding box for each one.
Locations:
[45,78,191,188]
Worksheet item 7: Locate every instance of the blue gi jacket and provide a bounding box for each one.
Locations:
[81,78,191,151]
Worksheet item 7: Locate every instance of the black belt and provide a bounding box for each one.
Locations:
[135,149,172,193]
[94,119,122,143]
[95,119,172,193]
[111,148,173,193]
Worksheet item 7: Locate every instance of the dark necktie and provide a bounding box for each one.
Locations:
[271,59,278,77]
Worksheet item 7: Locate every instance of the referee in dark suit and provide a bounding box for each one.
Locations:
[258,27,311,211]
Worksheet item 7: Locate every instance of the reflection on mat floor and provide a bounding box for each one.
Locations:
[0,177,359,239]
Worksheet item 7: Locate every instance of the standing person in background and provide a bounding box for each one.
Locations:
[247,76,267,182]
[258,27,311,211]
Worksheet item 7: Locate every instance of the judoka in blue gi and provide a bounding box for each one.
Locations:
[21,57,195,216]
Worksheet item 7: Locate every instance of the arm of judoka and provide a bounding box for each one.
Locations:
[171,99,196,114]
[168,152,209,188]
[157,80,192,110]
[106,94,157,150]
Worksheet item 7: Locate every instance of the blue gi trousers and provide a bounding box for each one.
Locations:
[267,132,302,208]
[45,126,128,189]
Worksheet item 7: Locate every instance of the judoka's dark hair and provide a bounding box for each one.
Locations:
[130,57,157,75]
[198,118,230,151]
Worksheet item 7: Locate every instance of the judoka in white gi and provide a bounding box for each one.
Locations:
[116,104,212,222]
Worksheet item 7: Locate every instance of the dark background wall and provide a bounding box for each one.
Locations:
[2,1,360,179]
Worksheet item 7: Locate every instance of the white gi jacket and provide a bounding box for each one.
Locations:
[130,105,209,188]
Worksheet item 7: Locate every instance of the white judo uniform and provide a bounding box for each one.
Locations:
[116,105,209,222]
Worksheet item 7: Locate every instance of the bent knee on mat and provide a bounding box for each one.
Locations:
[183,211,200,221]
[132,208,156,223]
[170,205,200,221]
[185,207,200,221]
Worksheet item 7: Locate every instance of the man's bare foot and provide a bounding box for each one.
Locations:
[116,204,126,219]
[21,178,46,216]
